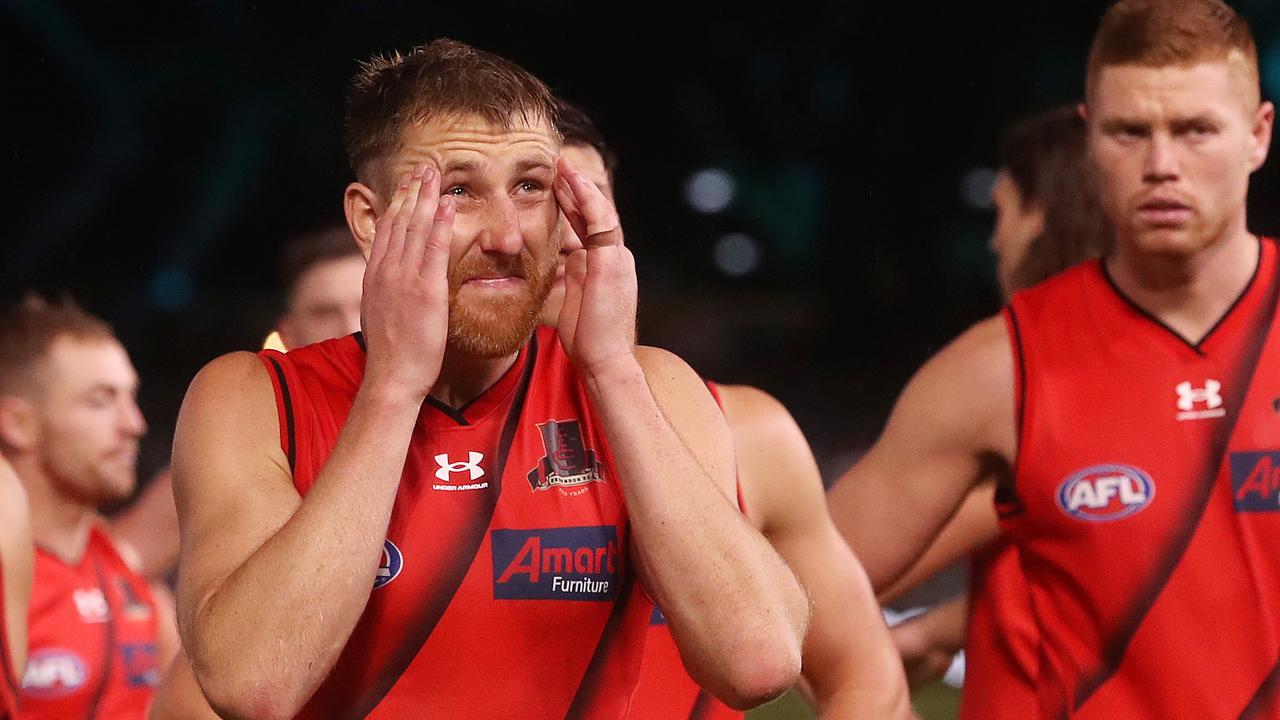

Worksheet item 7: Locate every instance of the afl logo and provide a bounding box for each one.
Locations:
[373,539,403,590]
[1057,464,1155,522]
[22,648,88,698]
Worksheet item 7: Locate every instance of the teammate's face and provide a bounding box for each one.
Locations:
[279,255,364,349]
[539,143,614,328]
[389,115,561,357]
[32,338,146,506]
[989,171,1045,300]
[1087,61,1273,258]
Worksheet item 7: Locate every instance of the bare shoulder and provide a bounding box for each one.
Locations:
[632,345,735,491]
[175,352,282,465]
[893,314,1014,452]
[716,384,826,531]
[633,344,700,385]
[183,351,275,409]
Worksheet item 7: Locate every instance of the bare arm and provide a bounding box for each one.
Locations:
[591,349,808,709]
[890,596,968,689]
[108,469,180,581]
[0,456,31,684]
[149,651,221,720]
[879,480,1000,604]
[553,159,807,709]
[721,385,911,720]
[176,166,456,720]
[827,315,1016,594]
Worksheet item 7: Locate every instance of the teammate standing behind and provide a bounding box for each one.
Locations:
[548,100,910,720]
[0,456,32,720]
[0,296,176,719]
[831,1,1280,716]
[275,226,365,350]
[173,40,807,719]
[886,106,1110,719]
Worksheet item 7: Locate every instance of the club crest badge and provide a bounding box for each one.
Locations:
[527,419,603,495]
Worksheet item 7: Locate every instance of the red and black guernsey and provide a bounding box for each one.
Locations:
[0,561,16,720]
[1004,237,1280,718]
[959,542,1038,720]
[258,325,653,719]
[626,381,744,720]
[20,527,159,720]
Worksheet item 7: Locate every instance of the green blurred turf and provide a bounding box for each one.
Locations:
[745,683,960,720]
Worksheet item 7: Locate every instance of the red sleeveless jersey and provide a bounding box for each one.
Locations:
[20,526,159,720]
[1003,238,1280,718]
[0,561,16,720]
[959,541,1037,720]
[627,381,743,720]
[259,325,653,719]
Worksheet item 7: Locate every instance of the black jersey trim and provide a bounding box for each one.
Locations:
[688,690,716,719]
[341,333,538,720]
[564,572,639,719]
[265,356,297,475]
[1239,657,1280,720]
[1002,305,1028,515]
[423,335,539,427]
[424,396,471,426]
[353,330,367,352]
[1099,236,1263,355]
[84,558,117,720]
[1071,247,1280,715]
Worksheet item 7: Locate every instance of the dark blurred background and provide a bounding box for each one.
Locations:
[6,0,1280,487]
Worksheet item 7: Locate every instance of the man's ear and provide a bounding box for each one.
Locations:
[344,181,381,261]
[0,396,39,452]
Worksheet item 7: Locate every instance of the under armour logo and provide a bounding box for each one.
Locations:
[1176,380,1223,411]
[435,452,485,483]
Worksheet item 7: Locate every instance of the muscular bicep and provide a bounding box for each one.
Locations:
[172,353,301,647]
[828,315,1015,592]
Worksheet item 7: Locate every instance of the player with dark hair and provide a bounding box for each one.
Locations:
[552,100,910,719]
[0,296,176,719]
[830,0,1280,715]
[172,39,808,719]
[276,226,366,349]
[886,105,1109,718]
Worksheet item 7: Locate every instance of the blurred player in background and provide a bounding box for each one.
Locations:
[0,296,177,719]
[831,0,1280,715]
[0,456,31,720]
[551,100,910,720]
[274,226,365,350]
[885,105,1109,719]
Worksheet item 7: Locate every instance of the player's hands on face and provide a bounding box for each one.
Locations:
[360,162,456,402]
[553,156,637,380]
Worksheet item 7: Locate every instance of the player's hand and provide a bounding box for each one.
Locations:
[553,156,637,381]
[890,615,958,689]
[360,162,456,402]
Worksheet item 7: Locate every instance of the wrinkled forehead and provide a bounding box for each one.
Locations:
[393,113,560,179]
[1088,60,1259,120]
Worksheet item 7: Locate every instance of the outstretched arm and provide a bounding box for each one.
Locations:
[827,315,1016,595]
